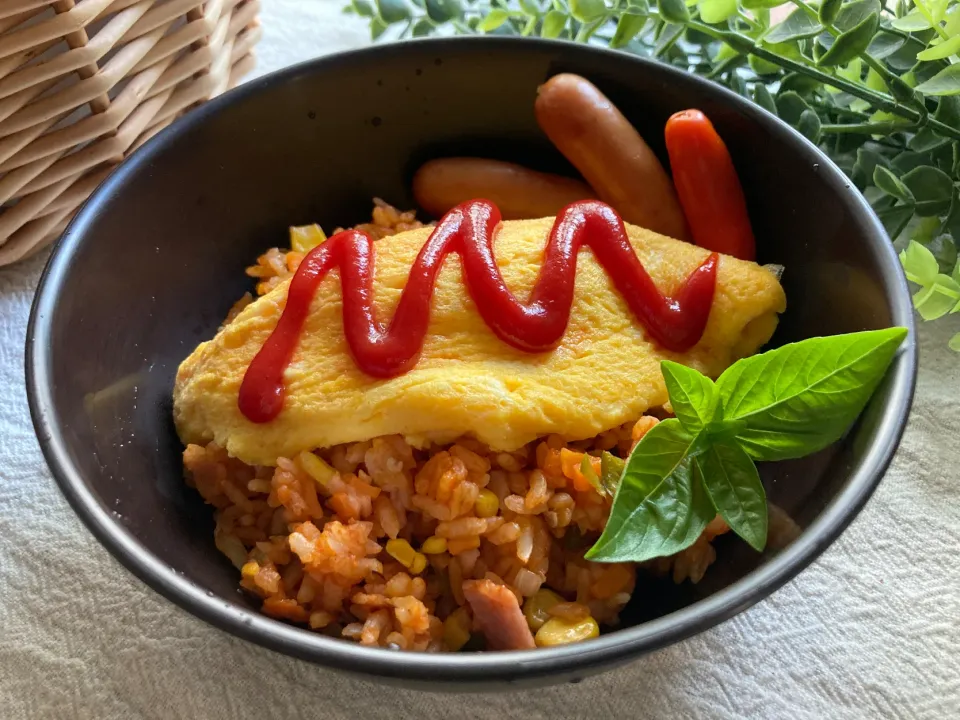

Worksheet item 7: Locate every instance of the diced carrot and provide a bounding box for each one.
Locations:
[559,449,602,492]
[262,597,309,622]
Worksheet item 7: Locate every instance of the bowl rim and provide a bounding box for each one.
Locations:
[26,36,918,685]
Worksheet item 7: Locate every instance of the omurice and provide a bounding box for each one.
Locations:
[176,84,792,653]
[175,205,784,467]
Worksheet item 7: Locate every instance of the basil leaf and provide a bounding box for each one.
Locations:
[661,359,718,433]
[697,441,767,552]
[586,419,713,562]
[716,328,909,461]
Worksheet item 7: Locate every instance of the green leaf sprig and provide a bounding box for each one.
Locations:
[584,327,908,562]
[900,235,960,349]
[348,0,960,352]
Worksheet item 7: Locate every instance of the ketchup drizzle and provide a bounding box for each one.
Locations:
[238,200,718,423]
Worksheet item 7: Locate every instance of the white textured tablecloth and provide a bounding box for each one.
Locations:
[2,2,958,717]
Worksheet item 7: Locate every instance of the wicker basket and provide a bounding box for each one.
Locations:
[0,0,261,265]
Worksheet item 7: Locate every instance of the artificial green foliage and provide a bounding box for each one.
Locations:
[900,238,960,320]
[347,0,960,349]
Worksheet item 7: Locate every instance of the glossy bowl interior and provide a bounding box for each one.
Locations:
[27,38,916,690]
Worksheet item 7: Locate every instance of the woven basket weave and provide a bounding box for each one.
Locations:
[0,0,261,265]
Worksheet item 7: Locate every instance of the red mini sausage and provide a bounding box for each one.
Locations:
[664,109,756,261]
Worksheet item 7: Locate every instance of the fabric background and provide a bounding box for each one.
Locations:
[1,1,957,717]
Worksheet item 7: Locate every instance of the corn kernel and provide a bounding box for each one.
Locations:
[410,552,428,575]
[289,223,327,253]
[444,607,472,651]
[298,451,336,488]
[385,538,416,568]
[523,588,564,631]
[240,561,260,579]
[474,489,500,518]
[535,615,600,647]
[420,536,447,554]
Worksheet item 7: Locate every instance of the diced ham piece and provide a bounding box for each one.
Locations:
[462,579,536,650]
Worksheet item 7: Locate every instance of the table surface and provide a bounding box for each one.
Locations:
[1,2,958,718]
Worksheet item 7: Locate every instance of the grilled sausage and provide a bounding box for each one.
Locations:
[535,73,689,240]
[413,157,594,221]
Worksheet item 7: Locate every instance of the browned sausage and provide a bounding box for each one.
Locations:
[534,73,689,240]
[412,157,594,221]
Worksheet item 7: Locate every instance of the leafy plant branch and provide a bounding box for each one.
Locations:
[347,0,960,351]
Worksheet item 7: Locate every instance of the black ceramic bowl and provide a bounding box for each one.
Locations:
[27,38,916,690]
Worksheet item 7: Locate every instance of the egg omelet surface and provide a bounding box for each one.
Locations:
[174,218,785,466]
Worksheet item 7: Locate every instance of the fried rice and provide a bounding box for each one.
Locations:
[182,199,734,652]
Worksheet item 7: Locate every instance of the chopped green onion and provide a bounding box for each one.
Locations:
[580,453,604,494]
[600,451,625,495]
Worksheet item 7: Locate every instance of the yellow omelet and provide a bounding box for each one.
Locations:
[174,218,786,466]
